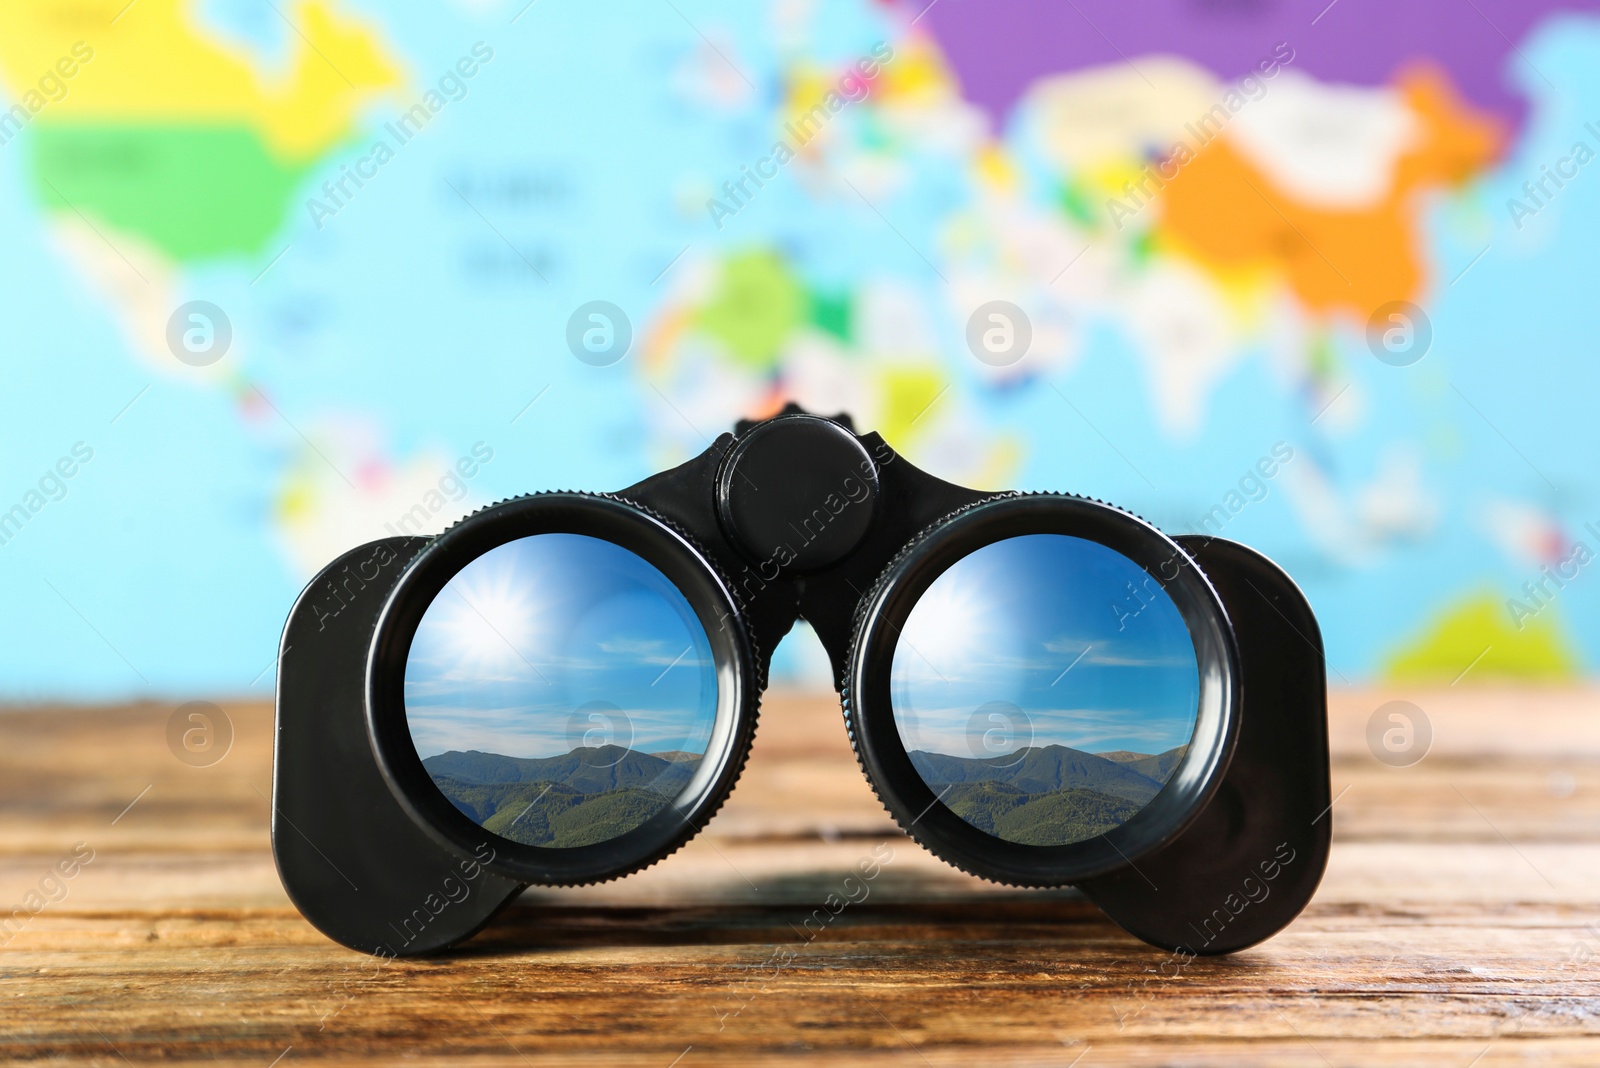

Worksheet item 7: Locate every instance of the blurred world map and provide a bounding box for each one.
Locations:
[1,0,1598,698]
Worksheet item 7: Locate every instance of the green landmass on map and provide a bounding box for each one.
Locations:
[29,125,313,262]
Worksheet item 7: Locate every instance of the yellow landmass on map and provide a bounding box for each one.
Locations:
[1384,592,1580,682]
[0,0,401,160]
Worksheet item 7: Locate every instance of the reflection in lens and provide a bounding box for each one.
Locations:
[891,534,1199,847]
[404,534,717,849]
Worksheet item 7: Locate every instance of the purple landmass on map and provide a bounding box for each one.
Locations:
[923,0,1600,135]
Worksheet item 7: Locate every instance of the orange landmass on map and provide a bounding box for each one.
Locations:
[1156,65,1503,319]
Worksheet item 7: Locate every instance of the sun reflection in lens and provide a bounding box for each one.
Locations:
[896,549,1017,683]
[426,548,550,676]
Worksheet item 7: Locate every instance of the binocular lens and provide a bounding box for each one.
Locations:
[402,533,719,849]
[890,534,1200,846]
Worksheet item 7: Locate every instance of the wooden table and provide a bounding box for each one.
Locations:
[1,688,1597,1065]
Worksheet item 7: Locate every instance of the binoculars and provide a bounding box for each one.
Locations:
[274,406,1329,956]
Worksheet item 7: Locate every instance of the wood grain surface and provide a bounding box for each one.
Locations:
[1,688,1597,1065]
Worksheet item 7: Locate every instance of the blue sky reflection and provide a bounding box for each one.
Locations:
[891,534,1199,758]
[404,534,718,760]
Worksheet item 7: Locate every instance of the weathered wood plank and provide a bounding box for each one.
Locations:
[1,690,1598,1064]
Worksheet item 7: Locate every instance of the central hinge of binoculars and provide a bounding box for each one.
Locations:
[716,412,881,573]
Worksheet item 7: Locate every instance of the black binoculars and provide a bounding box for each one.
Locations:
[274,405,1329,956]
